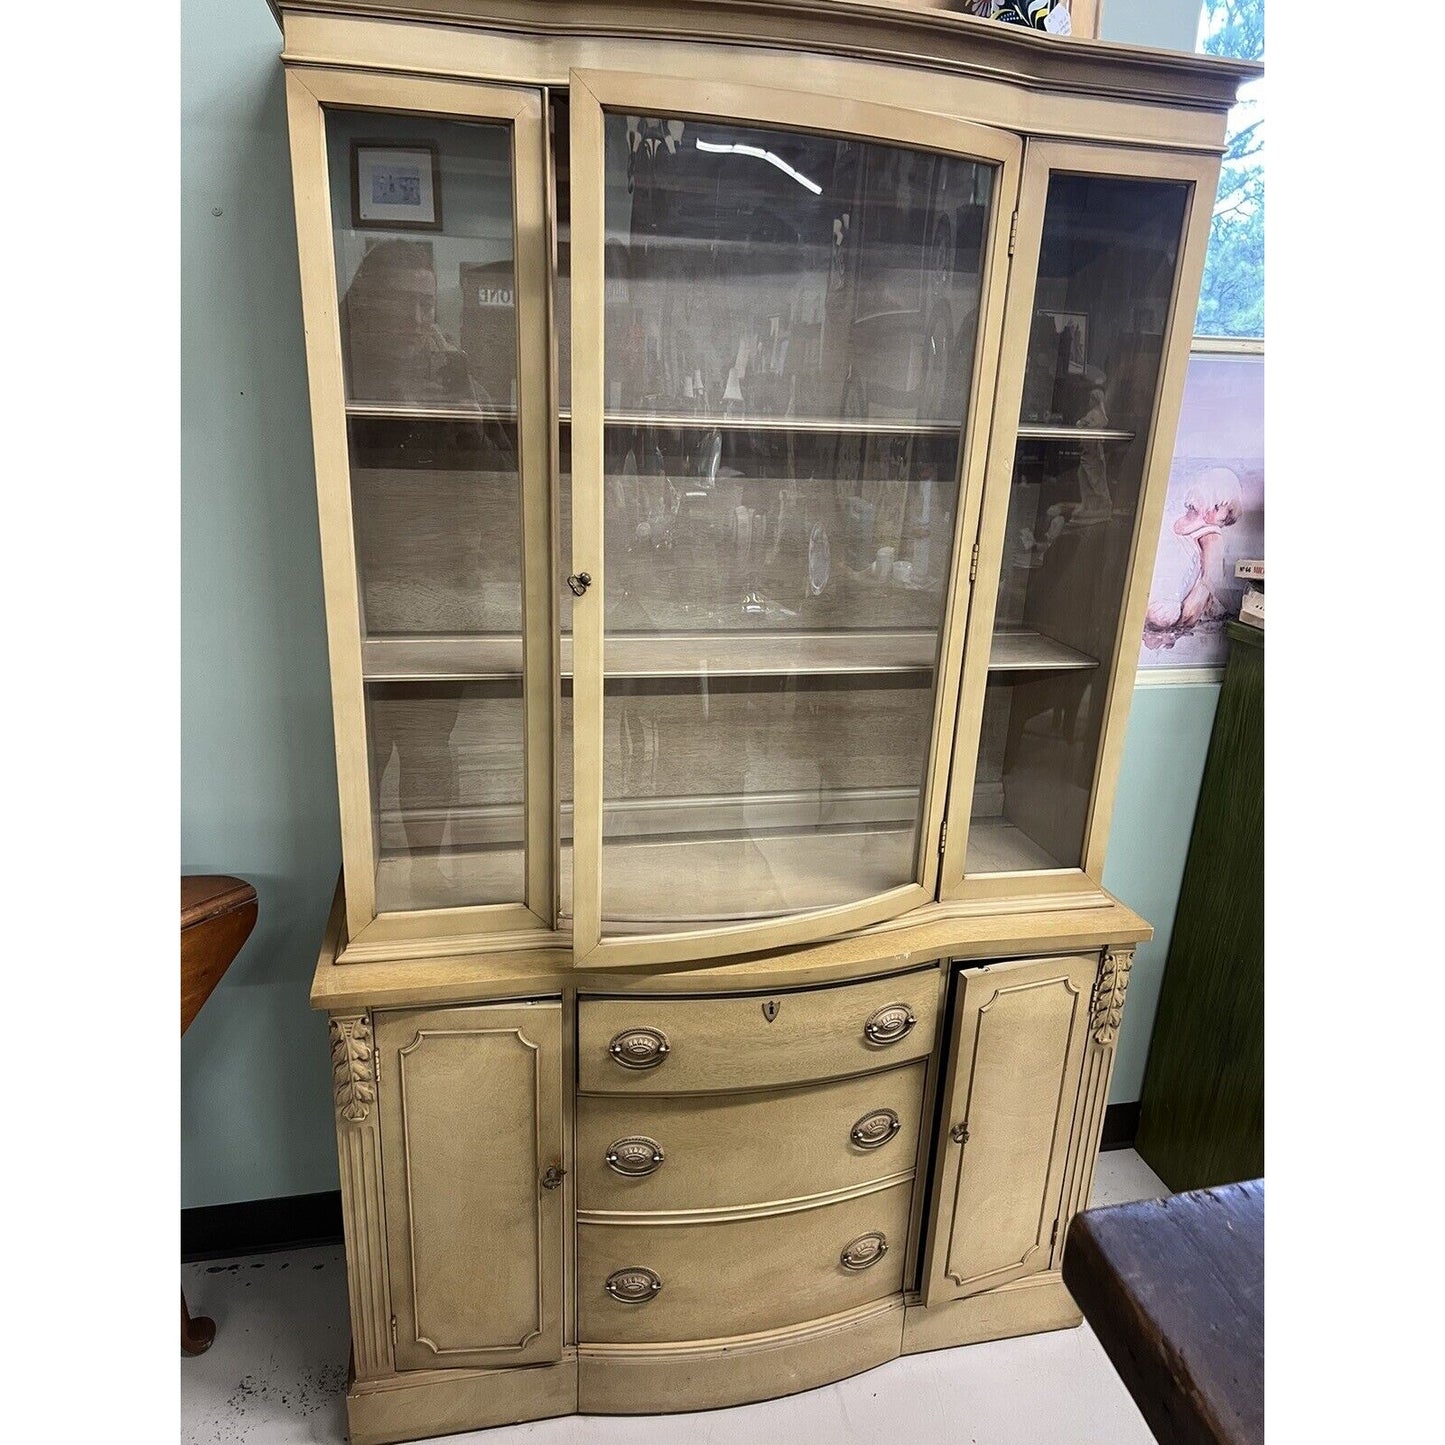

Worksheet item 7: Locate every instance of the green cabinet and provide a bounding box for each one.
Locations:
[1136,622,1263,1190]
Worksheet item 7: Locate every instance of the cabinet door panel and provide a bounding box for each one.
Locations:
[284,69,554,955]
[377,1001,563,1370]
[567,69,1021,966]
[923,954,1094,1305]
[939,143,1220,901]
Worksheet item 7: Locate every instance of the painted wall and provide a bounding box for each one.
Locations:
[181,0,342,1207]
[180,0,1215,1207]
[1101,681,1221,1101]
[1099,0,1200,52]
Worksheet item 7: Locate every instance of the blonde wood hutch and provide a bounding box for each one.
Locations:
[269,3,1252,1440]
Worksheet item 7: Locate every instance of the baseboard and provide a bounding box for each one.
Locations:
[182,1189,343,1262]
[1100,1101,1140,1151]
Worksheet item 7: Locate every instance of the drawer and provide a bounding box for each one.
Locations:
[578,1180,912,1344]
[577,968,939,1095]
[578,1062,926,1216]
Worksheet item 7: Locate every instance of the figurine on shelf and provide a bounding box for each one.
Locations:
[1143,465,1244,647]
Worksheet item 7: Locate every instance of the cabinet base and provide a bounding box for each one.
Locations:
[346,1354,578,1445]
[579,1298,904,1414]
[343,1282,1086,1443]
[902,1272,1082,1355]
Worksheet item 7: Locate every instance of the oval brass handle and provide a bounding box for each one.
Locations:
[863,1004,916,1046]
[850,1109,901,1150]
[608,1027,671,1070]
[605,1136,665,1176]
[840,1231,888,1271]
[541,1164,567,1191]
[604,1267,663,1303]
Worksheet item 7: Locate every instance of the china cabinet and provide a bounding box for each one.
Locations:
[268,3,1253,1440]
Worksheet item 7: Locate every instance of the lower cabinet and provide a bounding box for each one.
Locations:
[331,946,1133,1442]
[374,1001,565,1371]
[922,953,1098,1305]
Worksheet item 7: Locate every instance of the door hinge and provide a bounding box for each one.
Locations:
[390,1314,398,1350]
[939,818,948,856]
[1051,1218,1061,1252]
[968,542,979,584]
[373,1037,381,1089]
[1008,211,1018,256]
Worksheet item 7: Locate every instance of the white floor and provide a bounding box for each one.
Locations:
[181,1149,1168,1445]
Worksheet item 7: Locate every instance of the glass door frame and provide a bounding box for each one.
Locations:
[567,66,1022,968]
[938,140,1223,906]
[284,66,556,958]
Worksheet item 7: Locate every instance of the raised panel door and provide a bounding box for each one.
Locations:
[376,1001,564,1370]
[922,953,1095,1305]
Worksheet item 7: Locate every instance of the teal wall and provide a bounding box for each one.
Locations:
[181,0,342,1207]
[1101,682,1221,1101]
[1100,0,1199,51]
[180,0,1216,1207]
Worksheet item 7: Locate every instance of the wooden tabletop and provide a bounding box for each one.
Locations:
[1062,1179,1263,1445]
[181,874,258,1035]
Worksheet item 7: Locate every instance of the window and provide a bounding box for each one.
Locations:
[1193,0,1264,339]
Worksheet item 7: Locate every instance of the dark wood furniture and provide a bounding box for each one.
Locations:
[1136,621,1264,1190]
[1063,1179,1264,1445]
[181,874,258,1356]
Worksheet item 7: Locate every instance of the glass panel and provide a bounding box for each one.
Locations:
[593,112,995,930]
[969,173,1189,876]
[326,109,525,911]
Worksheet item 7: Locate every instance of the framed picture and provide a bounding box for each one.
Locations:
[351,141,443,231]
[1035,308,1089,374]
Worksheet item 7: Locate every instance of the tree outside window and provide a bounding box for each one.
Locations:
[1194,0,1263,338]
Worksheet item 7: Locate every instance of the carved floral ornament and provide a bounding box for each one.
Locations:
[331,1015,376,1123]
[1091,950,1132,1047]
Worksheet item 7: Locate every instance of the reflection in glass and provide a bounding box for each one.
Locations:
[327,110,527,911]
[591,112,996,930]
[969,174,1189,876]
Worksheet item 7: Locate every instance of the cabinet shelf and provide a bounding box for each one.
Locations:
[345,401,963,438]
[362,627,1095,683]
[1015,424,1137,443]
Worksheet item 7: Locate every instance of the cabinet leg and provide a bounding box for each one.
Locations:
[182,1288,216,1356]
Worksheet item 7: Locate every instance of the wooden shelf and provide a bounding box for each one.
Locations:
[346,401,517,423]
[987,629,1097,672]
[593,411,963,437]
[375,814,1075,913]
[1016,424,1137,443]
[964,818,1066,874]
[363,632,937,681]
[364,628,1094,682]
[344,401,961,438]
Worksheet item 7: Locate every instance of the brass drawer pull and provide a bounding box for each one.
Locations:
[605,1136,666,1176]
[850,1109,901,1150]
[604,1267,663,1303]
[863,1004,916,1046]
[840,1231,889,1271]
[608,1027,671,1070]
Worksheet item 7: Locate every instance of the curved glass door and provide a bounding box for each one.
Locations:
[568,74,1018,962]
[942,144,1218,899]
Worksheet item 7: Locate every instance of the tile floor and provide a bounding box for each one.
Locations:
[181,1149,1168,1445]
